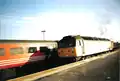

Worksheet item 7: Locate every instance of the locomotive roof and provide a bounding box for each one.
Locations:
[66,35,110,41]
[75,35,110,41]
[0,39,58,43]
[82,36,110,41]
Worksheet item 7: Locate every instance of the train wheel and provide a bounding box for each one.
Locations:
[105,51,109,54]
[82,56,86,60]
[72,58,76,62]
[75,57,82,61]
[86,56,91,59]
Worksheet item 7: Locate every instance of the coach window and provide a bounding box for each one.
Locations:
[40,46,49,52]
[10,47,24,55]
[0,48,5,56]
[28,47,37,53]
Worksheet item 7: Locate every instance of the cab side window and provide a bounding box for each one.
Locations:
[10,47,24,55]
[79,40,81,46]
[76,40,81,46]
[28,47,37,53]
[0,48,5,56]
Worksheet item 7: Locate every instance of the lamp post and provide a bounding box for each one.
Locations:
[41,30,46,40]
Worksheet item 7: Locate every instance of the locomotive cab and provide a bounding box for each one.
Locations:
[58,35,84,58]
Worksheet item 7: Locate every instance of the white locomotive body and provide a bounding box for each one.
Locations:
[58,35,113,60]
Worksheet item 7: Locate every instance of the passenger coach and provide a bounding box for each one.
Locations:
[0,40,58,80]
[0,40,57,70]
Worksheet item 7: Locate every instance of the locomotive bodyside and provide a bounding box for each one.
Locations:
[58,35,114,59]
[81,39,112,56]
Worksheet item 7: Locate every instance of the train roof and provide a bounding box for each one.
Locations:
[75,35,110,41]
[64,35,110,41]
[0,39,58,43]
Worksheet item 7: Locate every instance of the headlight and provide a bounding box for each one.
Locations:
[72,48,74,53]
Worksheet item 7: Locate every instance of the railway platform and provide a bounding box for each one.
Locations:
[8,49,119,81]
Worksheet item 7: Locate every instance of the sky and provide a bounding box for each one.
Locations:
[0,0,120,42]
